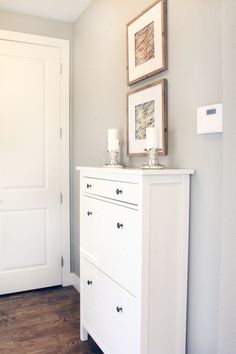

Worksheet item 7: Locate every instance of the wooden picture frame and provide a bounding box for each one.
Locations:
[127,79,167,156]
[127,0,167,86]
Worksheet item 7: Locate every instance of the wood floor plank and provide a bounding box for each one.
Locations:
[0,302,80,334]
[0,287,77,314]
[0,286,103,354]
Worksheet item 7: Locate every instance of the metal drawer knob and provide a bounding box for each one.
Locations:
[116,306,123,313]
[116,188,123,195]
[87,211,93,216]
[86,183,92,189]
[117,222,123,229]
[87,280,93,286]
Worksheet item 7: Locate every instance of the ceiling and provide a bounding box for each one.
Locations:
[0,0,93,23]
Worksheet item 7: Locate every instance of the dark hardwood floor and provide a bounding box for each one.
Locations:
[0,286,103,354]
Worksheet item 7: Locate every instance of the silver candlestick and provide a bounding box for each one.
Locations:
[142,148,164,169]
[104,150,123,168]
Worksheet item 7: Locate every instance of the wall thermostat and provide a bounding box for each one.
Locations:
[197,103,222,134]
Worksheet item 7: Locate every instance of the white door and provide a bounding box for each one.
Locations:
[0,40,62,295]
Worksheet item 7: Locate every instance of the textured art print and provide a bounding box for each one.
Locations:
[127,79,167,156]
[135,22,155,67]
[127,0,167,85]
[135,101,155,140]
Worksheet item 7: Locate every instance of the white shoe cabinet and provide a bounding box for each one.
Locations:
[77,167,194,354]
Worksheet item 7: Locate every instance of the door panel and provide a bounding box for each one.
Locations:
[0,55,46,189]
[0,40,62,295]
[1,209,47,271]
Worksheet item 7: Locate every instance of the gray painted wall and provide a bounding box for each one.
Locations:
[0,9,73,39]
[72,1,222,353]
[217,1,236,353]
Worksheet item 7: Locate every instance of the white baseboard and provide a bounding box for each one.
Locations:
[62,272,80,292]
[72,273,80,292]
[62,271,74,287]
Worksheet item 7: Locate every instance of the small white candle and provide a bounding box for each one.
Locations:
[108,128,119,142]
[146,127,159,149]
[108,139,119,151]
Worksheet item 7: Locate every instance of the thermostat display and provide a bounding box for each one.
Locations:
[197,103,222,134]
[206,108,216,115]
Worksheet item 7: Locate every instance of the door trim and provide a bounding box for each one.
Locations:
[0,30,71,286]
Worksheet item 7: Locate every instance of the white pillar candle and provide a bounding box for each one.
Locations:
[108,139,119,151]
[108,128,119,142]
[146,127,159,149]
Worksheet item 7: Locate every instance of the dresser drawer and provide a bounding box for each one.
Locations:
[81,258,98,336]
[80,196,100,266]
[81,196,140,296]
[98,200,140,296]
[82,177,138,205]
[81,259,139,354]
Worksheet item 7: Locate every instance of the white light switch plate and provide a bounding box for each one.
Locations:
[197,103,222,134]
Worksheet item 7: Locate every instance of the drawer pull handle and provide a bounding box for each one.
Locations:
[87,280,93,286]
[86,183,92,189]
[87,211,93,216]
[117,222,123,229]
[116,306,123,313]
[116,188,123,195]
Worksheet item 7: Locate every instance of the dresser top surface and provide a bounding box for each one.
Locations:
[76,166,194,176]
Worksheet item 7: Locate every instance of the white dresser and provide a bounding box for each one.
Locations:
[77,167,194,354]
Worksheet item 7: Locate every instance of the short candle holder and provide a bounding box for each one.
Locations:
[104,150,123,168]
[142,148,164,169]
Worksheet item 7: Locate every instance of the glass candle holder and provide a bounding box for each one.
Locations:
[108,150,119,166]
[104,150,123,168]
[142,148,164,169]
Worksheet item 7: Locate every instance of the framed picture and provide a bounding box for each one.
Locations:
[127,79,167,156]
[127,0,167,86]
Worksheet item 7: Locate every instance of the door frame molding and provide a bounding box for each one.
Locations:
[0,30,71,286]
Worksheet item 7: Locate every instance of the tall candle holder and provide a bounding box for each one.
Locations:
[142,148,164,169]
[104,129,123,168]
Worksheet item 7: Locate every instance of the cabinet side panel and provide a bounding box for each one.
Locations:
[148,182,187,354]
